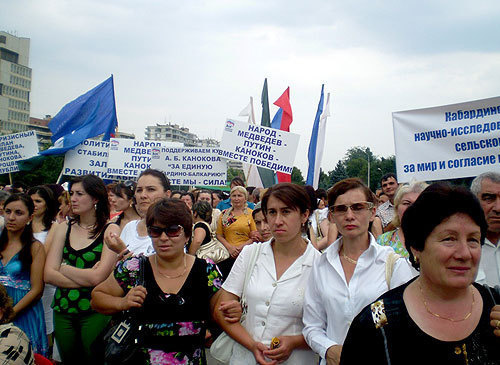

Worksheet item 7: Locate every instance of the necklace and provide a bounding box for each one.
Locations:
[419,282,475,322]
[155,254,187,279]
[78,222,94,230]
[342,252,358,265]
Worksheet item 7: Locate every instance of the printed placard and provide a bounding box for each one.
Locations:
[393,96,500,182]
[0,130,39,174]
[219,119,300,174]
[151,147,227,186]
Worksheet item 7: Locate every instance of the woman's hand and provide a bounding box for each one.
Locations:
[105,230,127,254]
[251,341,277,365]
[263,336,295,363]
[490,305,500,337]
[219,300,242,323]
[121,285,147,311]
[326,345,342,365]
[228,245,240,259]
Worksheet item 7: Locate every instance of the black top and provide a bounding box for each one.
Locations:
[341,278,500,365]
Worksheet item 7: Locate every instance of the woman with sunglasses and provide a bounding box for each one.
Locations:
[108,181,140,229]
[44,175,118,364]
[303,178,415,365]
[92,198,224,364]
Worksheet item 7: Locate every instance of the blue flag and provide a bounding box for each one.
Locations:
[40,75,118,155]
[306,84,324,186]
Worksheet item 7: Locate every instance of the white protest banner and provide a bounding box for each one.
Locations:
[151,147,227,186]
[219,119,300,174]
[63,140,110,179]
[107,138,162,178]
[393,96,500,182]
[0,130,39,174]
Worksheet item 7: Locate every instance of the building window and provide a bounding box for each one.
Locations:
[0,35,6,44]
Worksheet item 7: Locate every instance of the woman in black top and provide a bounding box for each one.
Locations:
[341,184,500,365]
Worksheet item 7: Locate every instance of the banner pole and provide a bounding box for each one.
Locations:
[56,169,64,184]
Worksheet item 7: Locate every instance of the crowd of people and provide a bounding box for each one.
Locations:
[0,169,498,364]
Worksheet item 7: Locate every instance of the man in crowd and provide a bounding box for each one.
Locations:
[375,173,399,230]
[471,171,500,286]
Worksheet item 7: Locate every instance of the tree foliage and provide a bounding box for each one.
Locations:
[291,166,305,185]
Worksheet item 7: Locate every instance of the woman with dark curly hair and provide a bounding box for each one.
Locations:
[44,175,117,364]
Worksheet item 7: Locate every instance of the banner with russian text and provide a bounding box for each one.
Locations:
[107,138,171,179]
[219,119,300,174]
[151,147,227,186]
[393,96,500,182]
[63,140,114,179]
[0,131,39,174]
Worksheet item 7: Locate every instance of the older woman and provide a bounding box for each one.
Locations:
[341,183,500,364]
[91,199,223,364]
[216,186,257,277]
[303,178,415,365]
[215,183,320,364]
[377,181,428,258]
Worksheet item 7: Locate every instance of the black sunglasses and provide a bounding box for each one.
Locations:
[147,225,184,238]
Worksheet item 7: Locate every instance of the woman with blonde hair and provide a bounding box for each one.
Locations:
[216,186,257,277]
[377,181,428,258]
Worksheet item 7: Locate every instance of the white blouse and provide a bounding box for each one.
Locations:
[222,240,321,365]
[120,220,155,256]
[302,234,416,365]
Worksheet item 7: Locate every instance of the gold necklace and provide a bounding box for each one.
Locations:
[419,282,475,322]
[340,244,358,264]
[155,254,187,279]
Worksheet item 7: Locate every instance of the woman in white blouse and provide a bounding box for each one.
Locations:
[214,183,320,364]
[302,178,415,365]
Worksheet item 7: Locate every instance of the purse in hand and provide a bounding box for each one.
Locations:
[104,255,147,364]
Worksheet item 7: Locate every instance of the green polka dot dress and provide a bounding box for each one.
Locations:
[52,222,106,314]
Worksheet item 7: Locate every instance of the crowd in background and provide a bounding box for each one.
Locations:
[0,169,499,364]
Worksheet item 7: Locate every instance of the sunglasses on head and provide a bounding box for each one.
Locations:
[147,224,184,238]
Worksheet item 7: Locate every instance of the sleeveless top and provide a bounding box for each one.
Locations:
[52,222,106,314]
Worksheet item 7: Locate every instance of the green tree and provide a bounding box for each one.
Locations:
[227,167,245,185]
[318,168,331,190]
[329,160,348,186]
[291,166,305,185]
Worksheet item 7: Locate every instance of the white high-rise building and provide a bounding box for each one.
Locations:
[0,31,32,134]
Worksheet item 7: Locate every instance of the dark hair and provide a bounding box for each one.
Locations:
[401,183,488,270]
[230,176,245,187]
[146,198,193,237]
[27,185,58,231]
[252,206,263,219]
[328,178,375,207]
[380,173,397,184]
[315,188,328,201]
[262,183,311,217]
[193,200,213,224]
[180,192,195,205]
[196,190,213,204]
[246,186,255,196]
[211,190,223,200]
[11,181,27,193]
[0,194,36,271]
[69,175,109,239]
[0,284,14,324]
[171,190,182,198]
[138,169,171,192]
[111,181,136,201]
[304,185,318,212]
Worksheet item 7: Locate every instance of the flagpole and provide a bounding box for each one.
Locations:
[56,169,64,184]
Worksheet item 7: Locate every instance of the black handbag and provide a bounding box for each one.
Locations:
[104,255,147,364]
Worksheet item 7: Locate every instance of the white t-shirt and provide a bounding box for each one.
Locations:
[479,237,500,287]
[120,220,155,256]
[222,240,320,365]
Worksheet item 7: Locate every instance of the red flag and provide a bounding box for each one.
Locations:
[274,87,293,182]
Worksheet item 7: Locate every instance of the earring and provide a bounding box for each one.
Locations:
[94,203,97,210]
[414,256,420,264]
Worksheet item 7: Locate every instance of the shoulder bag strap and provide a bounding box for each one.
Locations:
[241,244,263,303]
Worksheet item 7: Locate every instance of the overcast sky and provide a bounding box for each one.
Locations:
[3,0,500,175]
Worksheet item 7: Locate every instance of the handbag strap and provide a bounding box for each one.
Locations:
[242,243,262,300]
